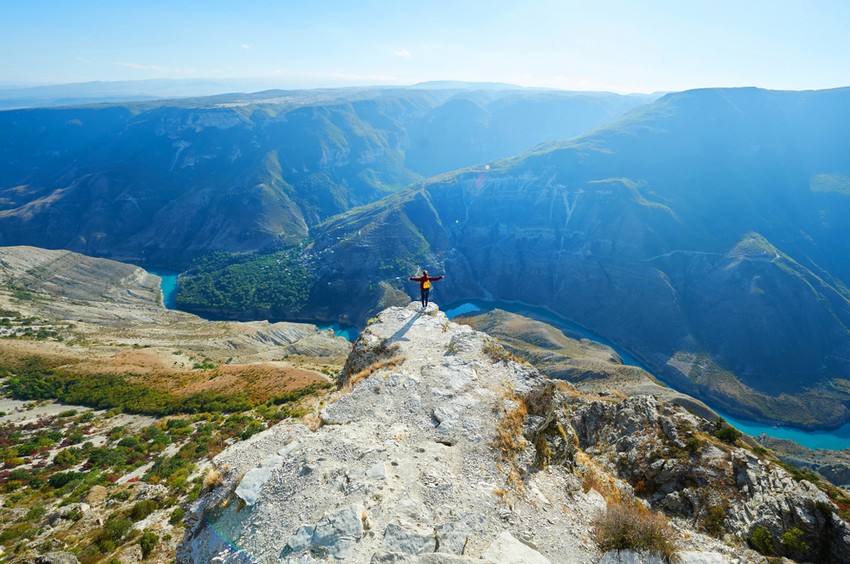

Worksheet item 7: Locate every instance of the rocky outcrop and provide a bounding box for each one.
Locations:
[177,304,849,563]
[559,393,850,562]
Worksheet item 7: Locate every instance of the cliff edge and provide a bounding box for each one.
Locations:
[180,304,850,563]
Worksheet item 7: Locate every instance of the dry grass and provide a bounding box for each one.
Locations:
[302,411,322,432]
[576,452,622,503]
[342,356,406,393]
[87,361,329,404]
[482,339,527,365]
[492,390,529,491]
[594,501,678,560]
[203,467,225,491]
[0,340,81,370]
[173,363,327,401]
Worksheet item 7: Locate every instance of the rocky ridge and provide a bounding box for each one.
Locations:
[180,304,850,563]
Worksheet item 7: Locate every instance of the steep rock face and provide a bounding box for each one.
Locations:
[0,245,161,308]
[177,304,845,563]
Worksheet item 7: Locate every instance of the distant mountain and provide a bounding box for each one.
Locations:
[0,86,650,267]
[252,86,850,429]
[0,79,261,110]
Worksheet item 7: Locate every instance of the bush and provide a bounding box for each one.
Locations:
[169,507,186,525]
[130,499,159,521]
[139,530,159,558]
[26,506,47,521]
[781,527,810,554]
[701,504,728,537]
[684,436,703,455]
[117,436,140,448]
[712,421,742,444]
[48,471,84,488]
[594,502,677,559]
[95,517,134,552]
[750,526,773,555]
[53,447,81,468]
[166,418,191,430]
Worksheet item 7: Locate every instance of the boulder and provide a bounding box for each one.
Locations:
[481,531,551,564]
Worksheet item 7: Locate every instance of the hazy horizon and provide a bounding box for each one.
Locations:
[3,1,849,95]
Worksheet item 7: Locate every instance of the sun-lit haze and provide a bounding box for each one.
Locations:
[2,0,849,93]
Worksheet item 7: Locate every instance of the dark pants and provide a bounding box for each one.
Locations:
[420,288,430,307]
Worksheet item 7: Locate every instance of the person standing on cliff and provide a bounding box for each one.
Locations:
[409,269,444,309]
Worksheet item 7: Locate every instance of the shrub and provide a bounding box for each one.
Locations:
[781,527,810,554]
[139,530,159,558]
[8,468,30,482]
[130,499,159,521]
[26,506,47,521]
[750,526,773,555]
[166,418,191,430]
[106,517,133,538]
[701,504,728,537]
[53,447,81,468]
[684,436,703,455]
[169,507,186,525]
[117,436,140,448]
[594,502,677,559]
[48,471,84,488]
[712,421,741,444]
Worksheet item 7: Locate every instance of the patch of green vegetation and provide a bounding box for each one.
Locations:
[6,365,251,415]
[92,516,134,554]
[700,504,728,537]
[711,419,742,444]
[271,382,333,406]
[176,247,315,315]
[781,527,810,554]
[48,471,85,489]
[10,287,34,301]
[129,499,159,521]
[193,357,216,370]
[684,436,703,455]
[169,506,186,525]
[750,526,773,555]
[0,348,334,556]
[139,530,159,558]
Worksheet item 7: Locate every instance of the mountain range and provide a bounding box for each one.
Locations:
[0,85,649,267]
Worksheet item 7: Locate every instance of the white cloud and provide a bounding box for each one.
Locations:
[241,44,251,49]
[394,49,411,58]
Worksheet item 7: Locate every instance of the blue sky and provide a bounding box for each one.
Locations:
[2,0,848,93]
